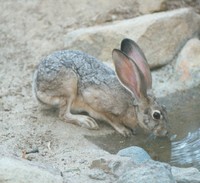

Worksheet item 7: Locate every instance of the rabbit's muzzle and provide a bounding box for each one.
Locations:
[153,126,168,137]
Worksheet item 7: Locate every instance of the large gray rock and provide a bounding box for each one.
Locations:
[89,155,134,182]
[0,157,63,183]
[89,155,175,183]
[152,37,200,97]
[89,154,200,183]
[117,160,175,183]
[88,0,167,24]
[117,146,151,164]
[138,0,166,14]
[175,38,200,88]
[172,166,200,183]
[64,8,200,68]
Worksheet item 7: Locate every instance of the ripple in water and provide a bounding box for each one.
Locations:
[171,128,200,170]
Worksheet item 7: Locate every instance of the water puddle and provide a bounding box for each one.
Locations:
[86,85,200,168]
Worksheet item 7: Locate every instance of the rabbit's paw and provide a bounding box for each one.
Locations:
[61,111,99,130]
[120,128,133,137]
[78,115,99,130]
[111,123,133,137]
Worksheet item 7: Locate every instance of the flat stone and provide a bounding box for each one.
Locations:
[172,166,200,183]
[118,160,175,183]
[64,8,200,68]
[0,156,63,183]
[152,38,200,97]
[117,146,151,164]
[175,38,200,87]
[138,0,166,14]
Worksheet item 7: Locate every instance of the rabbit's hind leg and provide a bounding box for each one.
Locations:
[35,66,99,130]
[59,96,99,130]
[57,69,99,130]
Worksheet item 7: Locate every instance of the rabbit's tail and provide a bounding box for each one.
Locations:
[32,70,61,106]
[32,70,47,105]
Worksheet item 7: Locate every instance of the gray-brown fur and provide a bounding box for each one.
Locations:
[33,39,169,137]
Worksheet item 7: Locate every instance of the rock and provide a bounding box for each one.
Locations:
[88,169,107,180]
[89,155,176,183]
[89,155,130,175]
[172,166,200,183]
[89,154,200,183]
[64,8,200,68]
[138,0,166,14]
[117,146,151,164]
[175,38,200,88]
[118,160,175,183]
[93,0,168,24]
[152,38,200,97]
[89,155,133,182]
[0,156,63,183]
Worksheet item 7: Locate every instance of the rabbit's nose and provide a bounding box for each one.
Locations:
[155,128,168,137]
[162,129,169,136]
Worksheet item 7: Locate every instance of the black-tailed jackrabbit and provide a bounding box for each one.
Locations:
[33,38,169,137]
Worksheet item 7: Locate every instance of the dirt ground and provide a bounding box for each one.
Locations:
[0,0,200,182]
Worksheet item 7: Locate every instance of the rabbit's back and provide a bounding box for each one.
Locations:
[36,50,115,88]
[34,50,133,116]
[33,38,169,137]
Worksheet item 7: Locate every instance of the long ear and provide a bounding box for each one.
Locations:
[112,49,147,100]
[121,38,152,89]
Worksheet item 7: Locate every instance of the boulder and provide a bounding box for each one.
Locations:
[64,8,200,68]
[117,146,151,164]
[138,0,166,14]
[93,0,167,24]
[117,160,175,183]
[175,38,200,88]
[0,157,63,183]
[89,155,175,183]
[88,154,200,183]
[172,166,200,183]
[152,38,200,97]
[89,155,134,182]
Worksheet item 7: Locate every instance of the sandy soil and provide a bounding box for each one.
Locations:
[0,0,200,182]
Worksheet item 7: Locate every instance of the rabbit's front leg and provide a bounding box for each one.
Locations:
[108,121,133,137]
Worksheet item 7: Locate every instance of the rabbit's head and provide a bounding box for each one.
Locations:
[112,38,169,137]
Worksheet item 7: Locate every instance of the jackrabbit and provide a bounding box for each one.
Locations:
[33,38,169,137]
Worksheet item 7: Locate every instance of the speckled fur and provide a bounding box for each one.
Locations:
[33,40,169,137]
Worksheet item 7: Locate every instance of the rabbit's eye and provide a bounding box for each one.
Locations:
[152,110,161,120]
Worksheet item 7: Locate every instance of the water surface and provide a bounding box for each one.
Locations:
[86,85,200,167]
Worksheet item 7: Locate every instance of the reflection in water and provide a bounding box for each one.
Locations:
[171,128,200,170]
